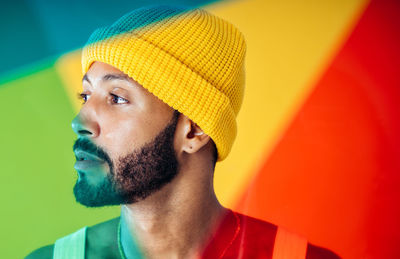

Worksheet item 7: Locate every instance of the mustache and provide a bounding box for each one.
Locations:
[73,138,112,166]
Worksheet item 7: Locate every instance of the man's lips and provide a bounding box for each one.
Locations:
[74,149,105,171]
[74,149,104,162]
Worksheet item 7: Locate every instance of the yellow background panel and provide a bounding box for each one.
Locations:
[206,0,368,206]
[55,50,82,112]
[55,0,368,207]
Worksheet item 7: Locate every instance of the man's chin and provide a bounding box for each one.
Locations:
[73,176,124,207]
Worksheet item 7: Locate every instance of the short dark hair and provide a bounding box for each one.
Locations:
[210,140,218,166]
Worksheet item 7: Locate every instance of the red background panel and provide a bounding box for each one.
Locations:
[235,0,400,258]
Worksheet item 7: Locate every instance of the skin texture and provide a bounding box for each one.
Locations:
[72,110,181,207]
[25,62,340,259]
[28,61,222,259]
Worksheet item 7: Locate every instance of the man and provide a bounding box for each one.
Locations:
[27,5,340,259]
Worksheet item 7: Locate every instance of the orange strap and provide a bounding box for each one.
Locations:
[272,227,308,259]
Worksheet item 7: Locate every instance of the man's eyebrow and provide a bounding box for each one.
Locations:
[82,73,131,84]
[102,74,131,82]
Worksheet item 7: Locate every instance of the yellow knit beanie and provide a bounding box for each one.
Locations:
[82,5,246,161]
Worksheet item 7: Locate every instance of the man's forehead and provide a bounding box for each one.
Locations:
[81,61,170,110]
[82,62,136,86]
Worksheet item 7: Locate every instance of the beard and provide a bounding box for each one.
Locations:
[72,111,180,207]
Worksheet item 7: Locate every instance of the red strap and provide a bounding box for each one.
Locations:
[272,227,307,259]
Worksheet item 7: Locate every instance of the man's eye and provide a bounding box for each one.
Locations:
[111,94,128,104]
[78,93,90,104]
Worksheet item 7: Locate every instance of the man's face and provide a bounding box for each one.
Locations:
[71,61,179,207]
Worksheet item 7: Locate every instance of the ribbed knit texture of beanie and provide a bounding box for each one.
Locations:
[82,5,246,161]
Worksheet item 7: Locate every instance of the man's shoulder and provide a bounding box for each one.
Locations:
[87,216,120,235]
[25,244,54,259]
[25,217,119,259]
[235,211,277,230]
[233,211,341,258]
[307,243,341,259]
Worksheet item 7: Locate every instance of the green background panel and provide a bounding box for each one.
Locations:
[0,65,119,258]
[0,0,217,79]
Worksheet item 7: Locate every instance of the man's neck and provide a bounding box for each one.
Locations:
[119,164,225,259]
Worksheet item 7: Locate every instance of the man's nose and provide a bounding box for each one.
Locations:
[71,113,99,138]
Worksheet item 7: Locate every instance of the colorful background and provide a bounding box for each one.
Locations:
[1,0,399,258]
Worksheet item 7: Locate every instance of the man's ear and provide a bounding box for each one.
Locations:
[179,115,211,155]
